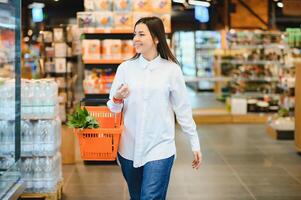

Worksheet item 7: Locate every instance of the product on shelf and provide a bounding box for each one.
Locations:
[102,39,122,59]
[133,11,151,24]
[45,47,55,58]
[21,152,62,193]
[54,58,67,73]
[21,79,58,120]
[285,28,301,48]
[43,31,53,43]
[82,39,101,60]
[133,0,151,12]
[77,12,95,28]
[114,12,133,29]
[114,0,133,11]
[156,13,171,33]
[151,0,171,13]
[122,40,135,59]
[94,11,114,28]
[54,43,67,57]
[94,0,113,11]
[53,28,65,42]
[83,69,115,94]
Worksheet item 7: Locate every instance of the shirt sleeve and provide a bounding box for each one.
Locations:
[107,62,125,113]
[170,65,201,152]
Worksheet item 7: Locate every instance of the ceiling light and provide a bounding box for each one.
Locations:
[188,0,210,7]
[173,0,185,3]
[54,0,59,2]
[277,2,283,7]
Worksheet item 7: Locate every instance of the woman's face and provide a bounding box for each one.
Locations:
[133,23,158,55]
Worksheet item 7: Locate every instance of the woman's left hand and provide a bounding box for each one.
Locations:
[192,150,202,170]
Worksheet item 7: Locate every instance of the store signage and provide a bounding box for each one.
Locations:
[32,7,43,22]
[195,5,209,23]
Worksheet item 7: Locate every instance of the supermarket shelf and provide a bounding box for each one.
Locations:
[228,44,289,49]
[184,76,279,83]
[219,59,285,66]
[85,64,119,70]
[192,108,272,124]
[83,59,124,65]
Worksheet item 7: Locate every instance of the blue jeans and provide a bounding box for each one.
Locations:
[117,153,175,200]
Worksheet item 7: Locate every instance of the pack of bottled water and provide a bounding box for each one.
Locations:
[21,152,62,193]
[0,118,61,157]
[21,79,58,119]
[0,78,15,120]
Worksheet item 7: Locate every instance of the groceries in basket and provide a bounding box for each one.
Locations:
[67,105,100,129]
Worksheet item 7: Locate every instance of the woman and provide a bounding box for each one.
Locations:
[107,16,202,200]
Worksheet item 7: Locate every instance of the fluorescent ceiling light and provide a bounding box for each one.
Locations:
[188,0,210,7]
[173,0,185,3]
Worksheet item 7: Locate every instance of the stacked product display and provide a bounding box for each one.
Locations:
[173,31,221,91]
[215,30,293,115]
[78,0,171,33]
[0,78,62,193]
[79,0,171,97]
[41,25,81,121]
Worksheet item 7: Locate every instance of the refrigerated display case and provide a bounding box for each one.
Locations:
[0,0,25,199]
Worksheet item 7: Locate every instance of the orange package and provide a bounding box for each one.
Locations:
[114,12,133,30]
[114,0,133,11]
[133,0,151,12]
[94,0,112,11]
[122,40,135,59]
[102,39,122,59]
[151,0,171,13]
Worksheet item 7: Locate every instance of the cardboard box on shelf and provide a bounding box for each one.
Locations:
[82,39,101,60]
[54,58,67,73]
[94,11,114,28]
[151,0,171,13]
[94,0,112,11]
[54,43,67,57]
[45,61,55,73]
[122,40,135,59]
[84,0,95,11]
[133,0,151,12]
[53,28,64,42]
[43,31,53,43]
[77,12,95,28]
[114,0,133,12]
[102,39,122,59]
[114,12,133,29]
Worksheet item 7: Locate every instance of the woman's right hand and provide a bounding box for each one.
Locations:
[114,84,130,100]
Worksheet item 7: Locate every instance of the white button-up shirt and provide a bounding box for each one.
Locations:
[107,55,200,168]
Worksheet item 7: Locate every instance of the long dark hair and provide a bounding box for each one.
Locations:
[131,17,179,64]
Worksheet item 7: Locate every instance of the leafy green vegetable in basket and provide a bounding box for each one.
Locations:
[67,106,100,129]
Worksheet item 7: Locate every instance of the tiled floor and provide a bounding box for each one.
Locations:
[62,124,301,200]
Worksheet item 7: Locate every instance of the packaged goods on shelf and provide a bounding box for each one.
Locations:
[82,39,101,60]
[45,47,54,58]
[133,0,151,12]
[83,69,115,94]
[21,152,62,193]
[151,0,171,13]
[54,43,67,57]
[72,41,82,56]
[122,40,135,59]
[0,78,16,120]
[21,79,58,120]
[102,39,122,59]
[43,31,53,43]
[285,28,301,48]
[114,12,133,29]
[156,13,171,33]
[94,0,113,11]
[84,0,95,11]
[114,0,133,11]
[77,12,95,28]
[54,58,67,73]
[94,11,114,28]
[53,28,64,42]
[0,155,14,170]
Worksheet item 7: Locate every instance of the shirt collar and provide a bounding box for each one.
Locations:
[139,54,162,71]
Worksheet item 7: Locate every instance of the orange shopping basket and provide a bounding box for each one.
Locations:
[74,106,123,161]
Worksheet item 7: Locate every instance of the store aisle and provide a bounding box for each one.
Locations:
[61,124,301,200]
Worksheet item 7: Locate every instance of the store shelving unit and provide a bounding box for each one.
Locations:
[174,31,221,91]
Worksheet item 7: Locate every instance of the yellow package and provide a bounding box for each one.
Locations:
[133,0,151,12]
[151,0,171,13]
[114,0,133,11]
[114,12,133,29]
[94,0,112,11]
